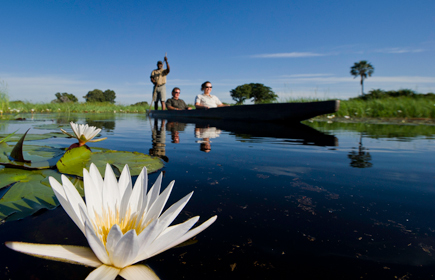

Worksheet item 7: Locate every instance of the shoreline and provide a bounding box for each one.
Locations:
[310,117,435,126]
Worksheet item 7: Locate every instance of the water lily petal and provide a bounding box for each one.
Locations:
[131,167,148,212]
[112,229,139,268]
[127,168,146,215]
[102,163,120,211]
[49,176,85,234]
[60,128,75,138]
[150,191,193,231]
[61,175,87,230]
[147,215,217,259]
[118,164,132,199]
[135,220,158,251]
[89,163,104,193]
[88,137,107,143]
[5,242,102,267]
[105,224,123,264]
[84,220,111,265]
[136,216,199,261]
[119,166,134,219]
[119,264,160,280]
[85,264,120,280]
[141,181,174,224]
[85,127,101,141]
[83,168,103,221]
[70,122,80,138]
[134,192,194,256]
[145,172,162,212]
[159,216,199,238]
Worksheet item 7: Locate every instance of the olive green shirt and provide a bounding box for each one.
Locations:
[166,98,189,110]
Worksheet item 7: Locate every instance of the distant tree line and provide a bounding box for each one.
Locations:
[230,83,278,105]
[51,89,117,103]
[351,89,435,100]
[83,89,116,103]
[51,92,78,103]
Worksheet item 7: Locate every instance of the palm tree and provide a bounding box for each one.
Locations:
[350,61,374,95]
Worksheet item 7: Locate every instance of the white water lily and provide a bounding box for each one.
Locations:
[61,122,107,146]
[6,163,217,280]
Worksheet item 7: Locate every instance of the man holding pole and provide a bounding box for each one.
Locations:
[150,55,170,110]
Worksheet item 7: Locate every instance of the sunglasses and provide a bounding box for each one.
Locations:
[205,86,212,89]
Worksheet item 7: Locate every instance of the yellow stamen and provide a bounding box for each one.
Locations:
[92,206,152,246]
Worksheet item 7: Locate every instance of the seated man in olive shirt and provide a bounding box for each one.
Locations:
[166,87,192,110]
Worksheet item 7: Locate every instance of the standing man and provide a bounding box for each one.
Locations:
[166,87,192,110]
[150,55,170,110]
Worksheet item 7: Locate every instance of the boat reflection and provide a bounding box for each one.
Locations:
[154,117,338,147]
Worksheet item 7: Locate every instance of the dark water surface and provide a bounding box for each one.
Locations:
[1,113,435,279]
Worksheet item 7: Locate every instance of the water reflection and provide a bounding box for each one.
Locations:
[85,118,116,132]
[3,114,435,279]
[348,133,373,168]
[150,119,168,162]
[166,121,187,143]
[55,115,78,125]
[153,117,338,147]
[195,124,222,153]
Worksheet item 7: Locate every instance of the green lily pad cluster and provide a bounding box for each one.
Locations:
[0,125,164,222]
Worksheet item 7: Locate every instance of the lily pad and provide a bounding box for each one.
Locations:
[0,142,65,170]
[0,132,68,142]
[0,168,84,222]
[57,148,164,177]
[32,123,71,130]
[56,146,92,176]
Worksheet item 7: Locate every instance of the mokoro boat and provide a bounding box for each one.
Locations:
[149,100,339,122]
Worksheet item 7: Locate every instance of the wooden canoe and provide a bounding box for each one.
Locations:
[149,100,339,122]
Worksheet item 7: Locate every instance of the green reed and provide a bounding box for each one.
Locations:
[0,81,9,114]
[283,96,435,119]
[338,98,435,118]
[5,101,150,114]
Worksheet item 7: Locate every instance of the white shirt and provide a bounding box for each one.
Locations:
[195,94,222,108]
[195,127,222,139]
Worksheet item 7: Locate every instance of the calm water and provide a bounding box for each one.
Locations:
[1,114,435,279]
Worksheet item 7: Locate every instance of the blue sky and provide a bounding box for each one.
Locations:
[1,0,434,105]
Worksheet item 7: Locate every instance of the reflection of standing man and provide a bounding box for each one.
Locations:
[150,119,168,162]
[150,55,170,110]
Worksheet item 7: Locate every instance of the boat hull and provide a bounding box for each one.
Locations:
[149,100,339,122]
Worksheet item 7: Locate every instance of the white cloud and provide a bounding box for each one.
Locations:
[251,52,327,58]
[281,74,334,78]
[375,47,424,54]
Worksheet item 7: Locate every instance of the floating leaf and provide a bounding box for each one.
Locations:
[0,143,64,170]
[57,148,164,177]
[0,182,14,200]
[32,123,71,130]
[0,168,83,222]
[0,132,69,142]
[89,151,164,175]
[56,146,92,176]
